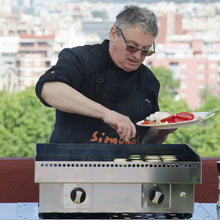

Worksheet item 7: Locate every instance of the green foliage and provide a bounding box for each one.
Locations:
[151,66,179,97]
[0,86,55,157]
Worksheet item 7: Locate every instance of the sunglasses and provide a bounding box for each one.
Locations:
[115,26,155,57]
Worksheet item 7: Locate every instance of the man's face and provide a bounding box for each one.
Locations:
[109,26,155,72]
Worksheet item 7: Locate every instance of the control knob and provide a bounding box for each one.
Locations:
[148,186,164,204]
[70,187,86,204]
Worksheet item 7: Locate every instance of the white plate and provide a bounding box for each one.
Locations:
[136,112,215,130]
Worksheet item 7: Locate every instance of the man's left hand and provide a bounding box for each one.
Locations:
[142,128,177,144]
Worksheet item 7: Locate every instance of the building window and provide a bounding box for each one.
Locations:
[46,61,51,67]
[24,69,31,76]
[199,84,204,89]
[25,79,32,86]
[180,93,186,98]
[38,42,48,47]
[16,60,21,68]
[204,42,213,49]
[9,30,14,35]
[210,63,216,69]
[25,60,32,67]
[198,73,204,79]
[35,59,41,66]
[211,74,216,79]
[218,64,220,73]
[198,64,205,70]
[181,64,187,69]
[169,62,179,79]
[181,83,187,89]
[181,73,186,79]
[21,43,34,47]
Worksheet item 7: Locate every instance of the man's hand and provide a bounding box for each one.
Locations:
[102,109,136,141]
[142,127,177,144]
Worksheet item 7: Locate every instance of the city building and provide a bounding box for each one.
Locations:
[0,36,20,66]
[82,20,113,41]
[146,8,220,109]
[0,14,34,37]
[15,34,54,90]
[0,65,19,93]
[146,36,220,110]
[156,13,185,44]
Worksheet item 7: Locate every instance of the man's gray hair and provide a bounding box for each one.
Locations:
[114,5,158,38]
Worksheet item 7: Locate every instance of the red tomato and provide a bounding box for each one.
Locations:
[176,112,194,120]
[142,120,150,125]
[160,115,176,123]
[161,112,194,123]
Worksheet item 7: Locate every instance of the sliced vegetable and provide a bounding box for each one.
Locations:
[160,115,176,123]
[141,112,195,125]
[142,120,150,125]
[161,112,194,123]
[176,112,194,120]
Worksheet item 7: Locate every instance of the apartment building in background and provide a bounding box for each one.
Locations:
[15,35,54,90]
[0,1,219,110]
[147,11,220,109]
[145,38,220,110]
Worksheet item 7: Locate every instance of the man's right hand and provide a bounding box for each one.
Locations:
[101,109,136,141]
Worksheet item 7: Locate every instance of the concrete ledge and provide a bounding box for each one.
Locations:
[0,157,219,203]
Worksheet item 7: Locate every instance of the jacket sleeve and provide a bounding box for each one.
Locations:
[35,48,85,107]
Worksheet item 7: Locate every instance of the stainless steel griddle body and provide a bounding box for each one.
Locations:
[34,143,201,218]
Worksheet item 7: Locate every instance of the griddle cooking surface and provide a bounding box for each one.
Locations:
[35,143,200,162]
[39,212,192,219]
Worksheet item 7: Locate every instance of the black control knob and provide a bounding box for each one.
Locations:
[148,186,164,204]
[70,187,86,204]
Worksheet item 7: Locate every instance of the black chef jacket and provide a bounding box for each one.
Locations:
[35,40,160,144]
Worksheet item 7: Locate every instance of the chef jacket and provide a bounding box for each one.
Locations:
[35,40,160,144]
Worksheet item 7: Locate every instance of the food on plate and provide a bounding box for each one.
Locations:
[142,111,171,125]
[144,111,172,123]
[161,112,194,123]
[141,111,195,125]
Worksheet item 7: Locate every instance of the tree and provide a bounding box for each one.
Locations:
[0,86,55,157]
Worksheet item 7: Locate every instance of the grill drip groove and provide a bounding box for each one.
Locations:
[39,162,198,169]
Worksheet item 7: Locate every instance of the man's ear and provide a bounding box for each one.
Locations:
[109,26,117,41]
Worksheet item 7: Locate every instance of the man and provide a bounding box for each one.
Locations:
[35,5,175,144]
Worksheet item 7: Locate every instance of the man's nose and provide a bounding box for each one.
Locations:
[132,50,142,59]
